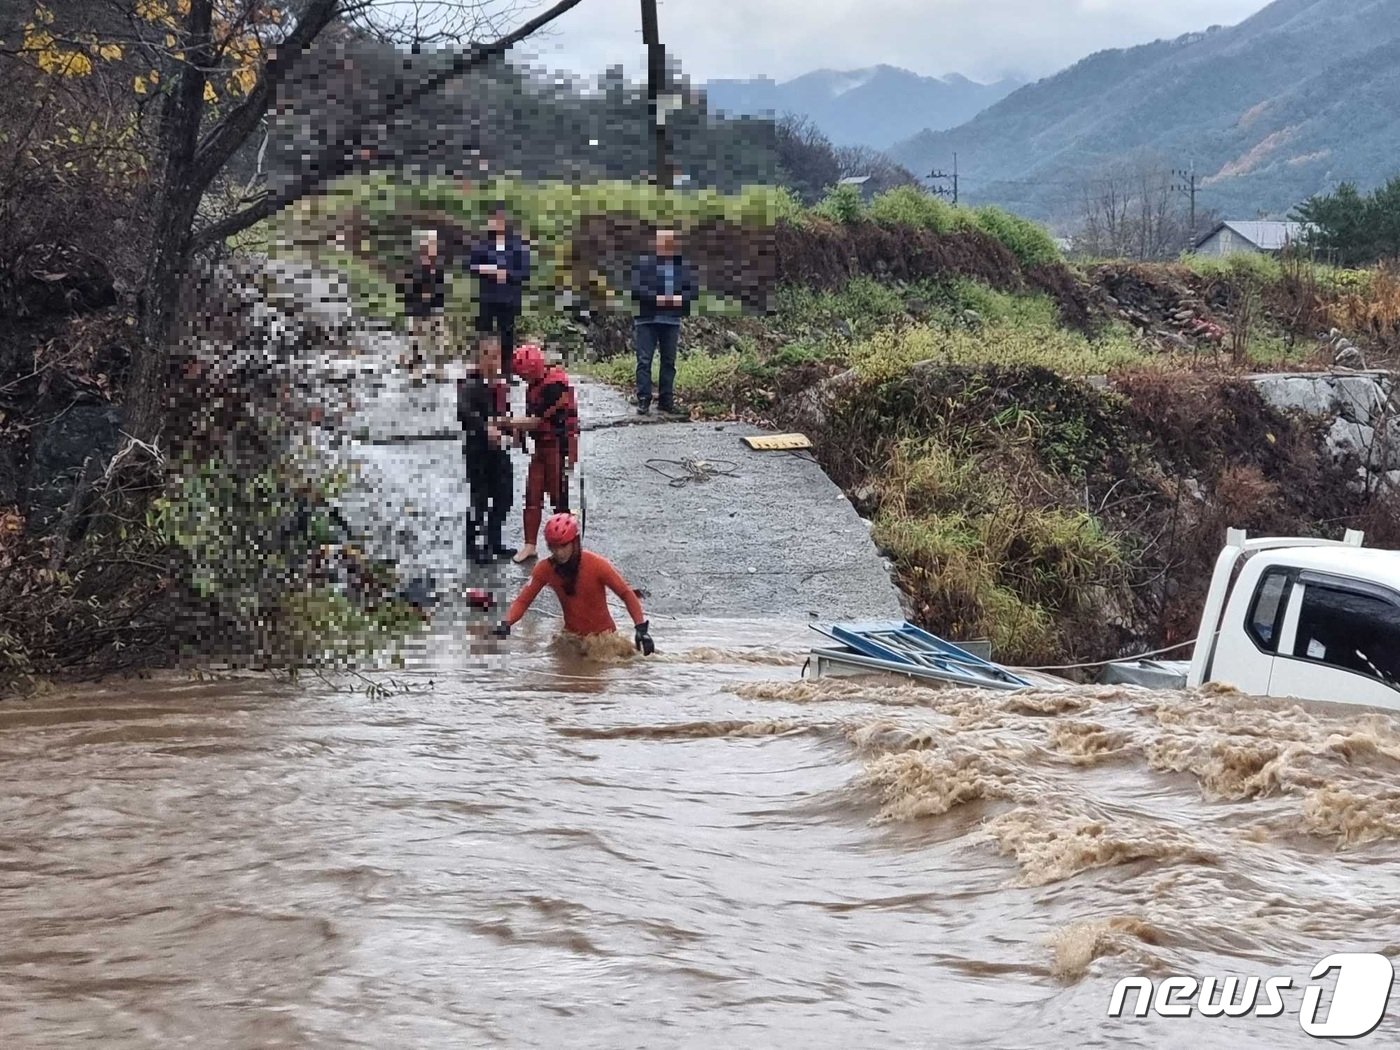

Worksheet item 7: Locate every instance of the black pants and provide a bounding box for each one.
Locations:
[635,322,680,409]
[476,301,518,379]
[465,447,513,554]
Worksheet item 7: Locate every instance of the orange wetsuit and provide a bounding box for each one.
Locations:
[505,550,644,635]
[521,366,580,547]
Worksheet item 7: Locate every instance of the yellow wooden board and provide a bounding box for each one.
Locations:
[742,433,813,451]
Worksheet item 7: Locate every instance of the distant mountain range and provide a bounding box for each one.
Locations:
[704,66,1022,150]
[886,0,1400,222]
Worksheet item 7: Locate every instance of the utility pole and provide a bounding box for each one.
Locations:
[1173,162,1199,238]
[640,0,673,189]
[927,152,959,205]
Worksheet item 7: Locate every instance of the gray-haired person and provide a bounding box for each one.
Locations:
[398,228,448,381]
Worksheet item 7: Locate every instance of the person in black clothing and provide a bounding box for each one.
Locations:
[631,228,698,415]
[398,229,447,381]
[457,334,516,564]
[468,206,531,381]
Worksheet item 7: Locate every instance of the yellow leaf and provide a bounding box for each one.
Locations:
[35,4,54,25]
[97,42,123,61]
[134,73,148,94]
[231,65,255,95]
[135,0,164,21]
[203,81,217,103]
[165,33,176,48]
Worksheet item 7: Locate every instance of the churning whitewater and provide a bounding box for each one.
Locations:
[2,620,1398,1048]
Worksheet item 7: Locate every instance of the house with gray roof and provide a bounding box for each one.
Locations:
[1193,220,1310,257]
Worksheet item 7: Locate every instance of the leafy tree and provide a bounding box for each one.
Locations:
[1295,177,1400,266]
[813,182,864,224]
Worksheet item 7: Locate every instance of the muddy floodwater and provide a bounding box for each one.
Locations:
[3,618,1399,1048]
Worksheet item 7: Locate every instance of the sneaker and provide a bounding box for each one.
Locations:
[637,403,651,416]
[492,544,518,561]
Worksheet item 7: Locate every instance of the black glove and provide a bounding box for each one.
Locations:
[492,621,511,639]
[634,620,654,656]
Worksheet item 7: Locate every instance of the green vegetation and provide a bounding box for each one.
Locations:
[1179,251,1377,299]
[582,275,1111,412]
[812,182,867,225]
[874,438,1126,661]
[1179,251,1284,286]
[804,185,1062,272]
[1295,176,1400,267]
[817,366,1143,665]
[774,277,1060,333]
[866,185,964,234]
[970,206,1062,269]
[850,323,1141,382]
[153,448,425,669]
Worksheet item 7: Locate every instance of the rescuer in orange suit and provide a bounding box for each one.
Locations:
[500,344,579,564]
[493,513,654,654]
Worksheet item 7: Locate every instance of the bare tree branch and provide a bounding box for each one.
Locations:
[189,0,340,193]
[190,0,585,249]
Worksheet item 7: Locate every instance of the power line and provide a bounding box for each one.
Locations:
[1172,162,1200,235]
[926,152,959,205]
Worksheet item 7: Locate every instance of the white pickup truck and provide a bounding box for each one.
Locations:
[1112,529,1400,712]
[813,529,1400,711]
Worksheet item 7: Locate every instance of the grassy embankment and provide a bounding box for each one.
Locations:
[296,177,1400,667]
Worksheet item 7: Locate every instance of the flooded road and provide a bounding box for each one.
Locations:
[7,263,1396,1046]
[4,620,1400,1048]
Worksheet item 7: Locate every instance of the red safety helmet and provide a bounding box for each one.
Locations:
[543,512,580,548]
[512,343,546,383]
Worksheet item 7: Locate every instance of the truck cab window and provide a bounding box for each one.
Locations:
[1246,569,1292,653]
[1292,584,1400,688]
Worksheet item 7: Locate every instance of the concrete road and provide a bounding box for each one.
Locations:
[577,408,902,621]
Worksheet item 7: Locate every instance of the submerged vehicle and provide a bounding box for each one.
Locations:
[1169,528,1398,711]
[816,529,1400,713]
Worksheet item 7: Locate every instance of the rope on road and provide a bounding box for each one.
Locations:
[645,457,740,488]
[1019,637,1202,672]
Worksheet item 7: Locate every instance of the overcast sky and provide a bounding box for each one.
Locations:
[521,0,1274,84]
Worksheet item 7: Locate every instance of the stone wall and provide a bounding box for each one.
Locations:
[1250,370,1400,494]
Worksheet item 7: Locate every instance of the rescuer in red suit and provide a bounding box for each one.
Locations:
[500,344,579,563]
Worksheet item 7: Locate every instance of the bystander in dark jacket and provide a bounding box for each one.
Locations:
[468,208,531,378]
[631,228,698,415]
